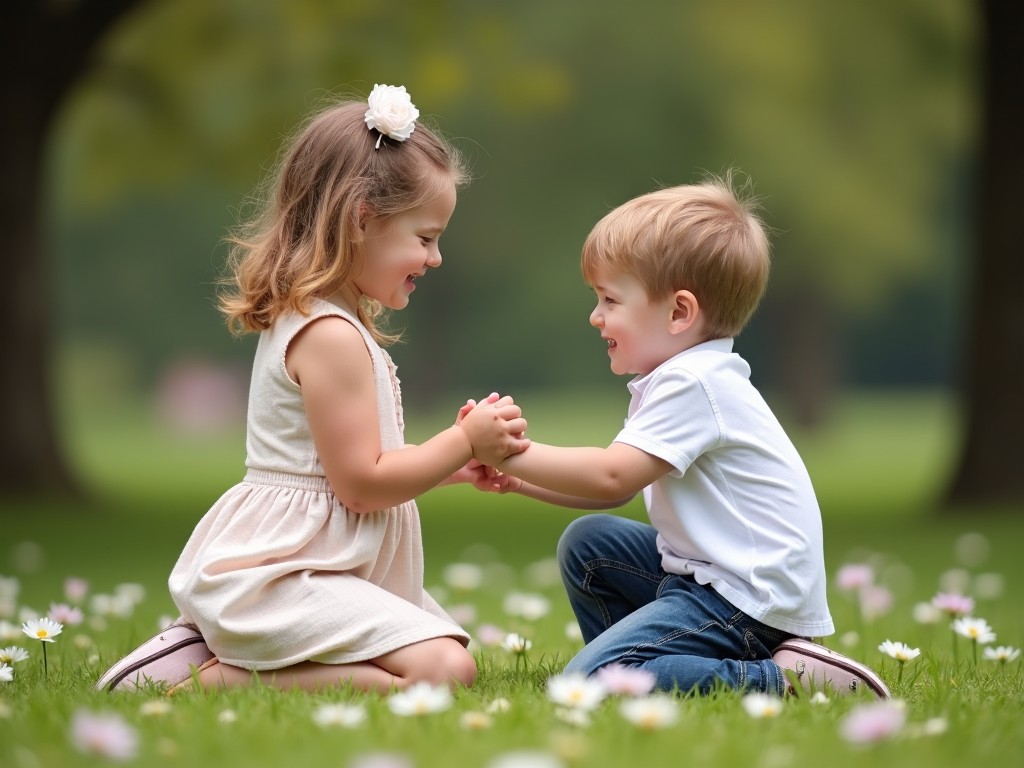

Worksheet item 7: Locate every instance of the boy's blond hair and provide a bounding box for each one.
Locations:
[581,173,770,340]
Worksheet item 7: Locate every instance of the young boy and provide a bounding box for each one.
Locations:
[479,175,889,698]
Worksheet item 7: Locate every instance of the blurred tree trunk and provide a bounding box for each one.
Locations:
[945,0,1024,506]
[773,284,838,428]
[1,1,140,497]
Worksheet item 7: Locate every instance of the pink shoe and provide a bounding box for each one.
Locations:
[96,624,215,692]
[772,638,891,699]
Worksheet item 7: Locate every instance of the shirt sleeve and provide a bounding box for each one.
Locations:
[613,367,723,477]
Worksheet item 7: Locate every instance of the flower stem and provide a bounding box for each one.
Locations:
[41,642,48,678]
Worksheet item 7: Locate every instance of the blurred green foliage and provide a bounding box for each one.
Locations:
[48,0,976,407]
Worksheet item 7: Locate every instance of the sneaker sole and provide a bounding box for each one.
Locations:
[96,624,214,692]
[773,638,891,699]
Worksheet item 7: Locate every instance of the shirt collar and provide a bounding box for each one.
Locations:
[627,337,735,395]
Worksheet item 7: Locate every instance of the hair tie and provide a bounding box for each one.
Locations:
[364,84,419,149]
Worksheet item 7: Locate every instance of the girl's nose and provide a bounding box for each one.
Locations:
[427,246,442,268]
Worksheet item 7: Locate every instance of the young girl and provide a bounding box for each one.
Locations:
[97,84,529,694]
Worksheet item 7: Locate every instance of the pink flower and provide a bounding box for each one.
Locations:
[931,592,974,617]
[475,624,507,647]
[446,604,477,626]
[836,564,874,592]
[70,710,139,761]
[596,664,657,696]
[48,603,84,626]
[839,700,907,744]
[859,585,893,622]
[64,578,89,603]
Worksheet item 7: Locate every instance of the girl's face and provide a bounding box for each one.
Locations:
[356,178,457,310]
[588,267,681,377]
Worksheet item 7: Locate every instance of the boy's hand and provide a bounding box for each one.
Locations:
[458,395,529,466]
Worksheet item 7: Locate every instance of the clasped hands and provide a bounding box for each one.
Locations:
[454,392,528,493]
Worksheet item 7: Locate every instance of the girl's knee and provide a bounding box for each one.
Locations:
[431,643,476,688]
[397,638,477,692]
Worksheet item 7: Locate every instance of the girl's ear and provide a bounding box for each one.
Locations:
[357,201,374,231]
[669,290,700,334]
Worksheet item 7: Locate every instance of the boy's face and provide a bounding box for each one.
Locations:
[588,267,683,377]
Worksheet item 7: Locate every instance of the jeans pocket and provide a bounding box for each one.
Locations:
[738,620,791,660]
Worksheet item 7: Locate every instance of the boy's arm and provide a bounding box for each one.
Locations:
[497,441,672,501]
[513,478,635,510]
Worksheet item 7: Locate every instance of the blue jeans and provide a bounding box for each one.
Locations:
[558,514,790,695]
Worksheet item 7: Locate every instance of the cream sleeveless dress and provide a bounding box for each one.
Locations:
[168,299,469,670]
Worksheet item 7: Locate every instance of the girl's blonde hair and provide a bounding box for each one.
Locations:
[581,172,770,339]
[219,99,468,343]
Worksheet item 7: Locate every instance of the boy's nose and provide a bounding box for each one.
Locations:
[589,306,602,327]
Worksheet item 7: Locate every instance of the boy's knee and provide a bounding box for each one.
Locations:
[557,514,614,566]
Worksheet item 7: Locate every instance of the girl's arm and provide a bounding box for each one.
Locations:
[288,317,528,513]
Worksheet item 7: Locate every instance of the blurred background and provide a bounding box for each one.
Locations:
[49,0,972,398]
[8,0,1021,520]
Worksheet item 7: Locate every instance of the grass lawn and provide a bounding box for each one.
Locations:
[0,389,1021,767]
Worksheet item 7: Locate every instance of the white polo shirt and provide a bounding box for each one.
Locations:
[614,338,835,637]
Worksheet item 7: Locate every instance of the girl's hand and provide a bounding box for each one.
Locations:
[459,395,529,466]
[447,459,520,493]
[454,392,500,426]
[478,466,522,494]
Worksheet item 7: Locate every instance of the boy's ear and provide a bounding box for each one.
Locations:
[668,290,700,334]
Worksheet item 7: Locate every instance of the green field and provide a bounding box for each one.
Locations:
[1,390,1021,767]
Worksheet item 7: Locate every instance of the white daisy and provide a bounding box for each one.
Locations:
[459,711,494,730]
[487,750,566,768]
[546,673,607,711]
[878,640,921,662]
[952,616,996,644]
[0,647,29,664]
[312,703,366,728]
[503,592,551,621]
[618,695,679,730]
[553,707,591,727]
[982,645,1021,663]
[486,697,512,714]
[139,700,172,717]
[442,563,484,591]
[501,633,532,654]
[741,692,784,719]
[21,617,62,643]
[387,682,452,716]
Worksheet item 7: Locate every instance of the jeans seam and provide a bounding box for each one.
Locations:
[581,559,663,631]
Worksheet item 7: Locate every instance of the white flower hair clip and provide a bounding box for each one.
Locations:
[364,84,419,149]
